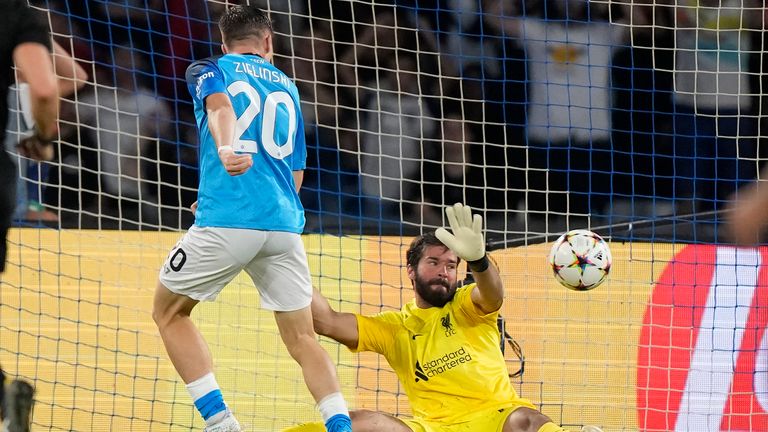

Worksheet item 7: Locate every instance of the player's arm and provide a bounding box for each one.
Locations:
[311,288,359,349]
[205,93,236,150]
[204,93,252,176]
[15,41,87,99]
[13,43,58,140]
[436,203,503,314]
[293,170,304,192]
[467,253,504,313]
[51,40,88,97]
[15,41,88,161]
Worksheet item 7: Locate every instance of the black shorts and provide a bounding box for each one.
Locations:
[0,151,17,273]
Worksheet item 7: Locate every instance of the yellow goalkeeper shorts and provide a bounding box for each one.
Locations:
[281,423,326,432]
[402,402,536,432]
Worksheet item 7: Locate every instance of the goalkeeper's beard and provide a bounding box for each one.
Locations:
[414,274,457,308]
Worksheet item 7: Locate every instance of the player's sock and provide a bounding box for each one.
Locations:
[537,422,568,432]
[324,414,352,432]
[186,372,228,425]
[317,392,351,432]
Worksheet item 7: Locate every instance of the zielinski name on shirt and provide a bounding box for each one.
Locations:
[234,61,290,87]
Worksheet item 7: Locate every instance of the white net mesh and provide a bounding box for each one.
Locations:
[2,1,767,430]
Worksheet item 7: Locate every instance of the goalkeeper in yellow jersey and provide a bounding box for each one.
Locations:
[296,203,602,432]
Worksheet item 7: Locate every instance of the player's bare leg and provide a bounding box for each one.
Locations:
[504,407,595,432]
[275,307,351,432]
[153,281,240,431]
[275,307,341,401]
[152,281,209,382]
[502,407,553,432]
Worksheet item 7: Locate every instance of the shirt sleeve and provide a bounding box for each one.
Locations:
[454,284,499,326]
[13,3,51,51]
[185,59,227,104]
[353,313,396,355]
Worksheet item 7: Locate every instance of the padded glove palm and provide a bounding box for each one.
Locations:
[435,203,485,262]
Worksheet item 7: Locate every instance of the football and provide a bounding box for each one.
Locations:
[548,229,612,291]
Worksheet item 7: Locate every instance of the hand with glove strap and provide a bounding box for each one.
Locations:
[435,203,490,273]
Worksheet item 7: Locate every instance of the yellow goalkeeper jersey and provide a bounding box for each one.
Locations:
[354,284,529,423]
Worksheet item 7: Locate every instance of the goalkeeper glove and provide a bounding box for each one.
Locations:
[435,203,488,272]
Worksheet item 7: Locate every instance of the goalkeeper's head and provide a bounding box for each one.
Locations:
[406,232,460,308]
[219,5,274,60]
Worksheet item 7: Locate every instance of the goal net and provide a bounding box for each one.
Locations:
[1,1,765,431]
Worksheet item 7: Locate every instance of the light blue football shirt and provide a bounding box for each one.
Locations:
[185,53,306,232]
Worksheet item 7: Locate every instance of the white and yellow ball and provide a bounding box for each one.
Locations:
[548,229,611,291]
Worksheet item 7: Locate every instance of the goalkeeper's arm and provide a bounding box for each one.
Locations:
[311,288,360,350]
[467,254,504,314]
[436,203,503,314]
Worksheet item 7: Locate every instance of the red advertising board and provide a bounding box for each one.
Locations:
[638,245,768,431]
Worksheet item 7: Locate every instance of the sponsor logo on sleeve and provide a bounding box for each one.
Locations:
[195,71,214,97]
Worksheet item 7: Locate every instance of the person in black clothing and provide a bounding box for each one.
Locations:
[0,0,58,276]
[0,2,59,431]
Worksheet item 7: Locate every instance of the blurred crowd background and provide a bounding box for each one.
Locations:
[8,0,768,242]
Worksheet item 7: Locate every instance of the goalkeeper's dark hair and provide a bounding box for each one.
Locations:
[219,5,273,47]
[406,232,461,268]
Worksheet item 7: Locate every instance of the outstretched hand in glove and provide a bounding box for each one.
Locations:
[435,203,489,272]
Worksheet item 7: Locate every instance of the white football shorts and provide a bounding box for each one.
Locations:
[159,225,312,311]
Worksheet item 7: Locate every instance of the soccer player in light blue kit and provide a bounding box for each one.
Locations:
[151,6,353,432]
